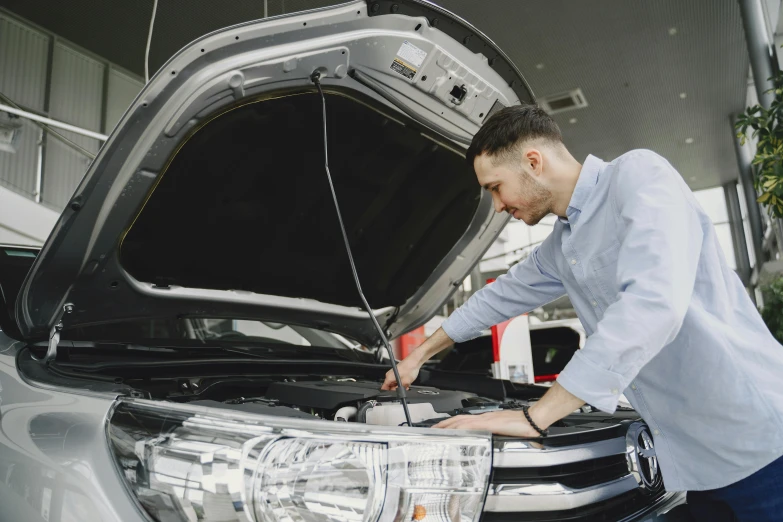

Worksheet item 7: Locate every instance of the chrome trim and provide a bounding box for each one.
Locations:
[626,421,663,492]
[484,474,638,512]
[493,436,627,467]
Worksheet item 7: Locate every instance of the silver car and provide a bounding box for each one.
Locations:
[0,1,691,521]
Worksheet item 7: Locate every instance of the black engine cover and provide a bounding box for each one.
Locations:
[265,380,475,412]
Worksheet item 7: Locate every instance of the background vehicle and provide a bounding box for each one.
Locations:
[432,318,585,383]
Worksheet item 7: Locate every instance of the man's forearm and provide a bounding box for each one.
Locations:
[408,327,454,365]
[406,328,585,431]
[528,382,586,430]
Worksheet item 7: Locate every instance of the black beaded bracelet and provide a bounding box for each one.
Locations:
[522,405,548,437]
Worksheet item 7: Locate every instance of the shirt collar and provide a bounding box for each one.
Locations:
[567,154,603,215]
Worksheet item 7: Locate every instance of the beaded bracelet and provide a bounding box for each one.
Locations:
[522,405,548,437]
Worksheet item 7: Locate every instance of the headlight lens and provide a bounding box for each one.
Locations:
[108,399,491,522]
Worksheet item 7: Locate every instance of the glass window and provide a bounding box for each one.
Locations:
[197,318,351,349]
[232,320,311,346]
[736,182,757,268]
[64,317,354,349]
[694,187,729,223]
[714,223,737,270]
[694,187,739,271]
[744,218,756,268]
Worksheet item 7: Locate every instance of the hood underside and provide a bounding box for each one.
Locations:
[16,0,532,346]
[122,90,479,310]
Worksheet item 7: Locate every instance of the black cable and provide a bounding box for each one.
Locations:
[311,71,413,427]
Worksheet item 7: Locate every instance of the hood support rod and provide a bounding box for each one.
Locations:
[310,70,413,427]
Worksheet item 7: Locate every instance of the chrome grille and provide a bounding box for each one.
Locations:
[483,423,665,521]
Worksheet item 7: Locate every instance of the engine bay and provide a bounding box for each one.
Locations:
[21,341,638,434]
[180,378,510,427]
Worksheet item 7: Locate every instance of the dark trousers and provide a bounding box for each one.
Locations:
[687,454,783,521]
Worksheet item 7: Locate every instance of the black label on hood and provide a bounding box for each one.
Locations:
[390,58,416,80]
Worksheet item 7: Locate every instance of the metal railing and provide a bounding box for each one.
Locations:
[0,93,107,204]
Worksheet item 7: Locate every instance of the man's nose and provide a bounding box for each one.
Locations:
[492,194,505,214]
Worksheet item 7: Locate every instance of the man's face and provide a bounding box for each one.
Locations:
[474,151,553,226]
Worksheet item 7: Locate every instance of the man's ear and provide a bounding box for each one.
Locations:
[524,148,544,178]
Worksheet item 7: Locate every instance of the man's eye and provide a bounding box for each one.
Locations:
[491,185,499,192]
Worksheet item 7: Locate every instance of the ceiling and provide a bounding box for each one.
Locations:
[0,0,751,190]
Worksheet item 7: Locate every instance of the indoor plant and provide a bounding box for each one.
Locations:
[735,70,783,218]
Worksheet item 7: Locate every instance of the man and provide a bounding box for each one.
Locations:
[381,105,783,520]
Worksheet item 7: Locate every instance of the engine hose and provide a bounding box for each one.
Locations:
[357,401,375,423]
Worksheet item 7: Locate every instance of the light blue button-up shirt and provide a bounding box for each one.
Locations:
[442,150,783,491]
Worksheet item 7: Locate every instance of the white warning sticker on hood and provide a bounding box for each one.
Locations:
[390,41,428,80]
[396,40,427,67]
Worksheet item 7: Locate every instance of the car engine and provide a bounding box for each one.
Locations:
[182,378,510,426]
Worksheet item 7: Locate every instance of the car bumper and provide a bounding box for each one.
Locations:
[622,492,690,522]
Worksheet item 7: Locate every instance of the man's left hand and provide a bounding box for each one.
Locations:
[432,410,541,437]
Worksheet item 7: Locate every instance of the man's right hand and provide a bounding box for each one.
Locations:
[379,327,455,391]
[381,357,420,391]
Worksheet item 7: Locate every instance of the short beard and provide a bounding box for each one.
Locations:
[516,170,553,225]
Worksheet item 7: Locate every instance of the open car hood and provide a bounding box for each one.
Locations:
[16,0,533,347]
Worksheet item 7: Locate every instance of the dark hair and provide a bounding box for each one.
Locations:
[466,105,563,166]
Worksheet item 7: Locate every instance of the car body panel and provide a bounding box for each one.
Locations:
[0,333,142,522]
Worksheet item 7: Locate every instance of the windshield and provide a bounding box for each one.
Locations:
[62,317,360,350]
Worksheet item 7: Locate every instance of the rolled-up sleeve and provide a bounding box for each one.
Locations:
[557,152,703,413]
[442,233,566,343]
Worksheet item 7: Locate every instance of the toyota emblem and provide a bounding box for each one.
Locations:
[626,422,663,492]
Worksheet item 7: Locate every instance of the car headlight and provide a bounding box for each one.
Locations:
[108,399,492,522]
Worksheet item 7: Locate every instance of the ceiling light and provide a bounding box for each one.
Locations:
[569,118,578,124]
[539,88,588,114]
[669,27,678,35]
[679,92,687,99]
[685,138,694,144]
[536,63,544,69]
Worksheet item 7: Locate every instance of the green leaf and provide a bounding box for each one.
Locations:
[758,193,772,203]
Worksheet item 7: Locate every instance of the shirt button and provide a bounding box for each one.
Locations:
[653,429,660,435]
[611,388,619,395]
[631,384,637,390]
[571,259,577,265]
[591,301,598,307]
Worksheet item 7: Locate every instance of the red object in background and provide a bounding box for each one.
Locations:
[400,326,427,358]
[535,374,560,383]
[490,320,512,362]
